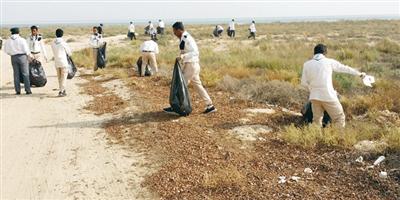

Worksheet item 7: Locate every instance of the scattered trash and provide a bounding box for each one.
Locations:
[278,176,286,184]
[379,171,388,179]
[373,156,385,166]
[290,176,301,182]
[304,168,313,174]
[355,156,364,163]
[362,75,375,87]
[366,165,374,170]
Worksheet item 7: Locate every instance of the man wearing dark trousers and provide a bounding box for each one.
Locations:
[4,27,32,95]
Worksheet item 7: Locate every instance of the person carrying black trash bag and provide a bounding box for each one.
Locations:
[157,19,165,35]
[27,25,48,64]
[301,44,370,128]
[228,19,236,38]
[164,22,216,115]
[51,29,72,97]
[89,26,104,71]
[3,27,32,95]
[248,20,256,40]
[128,21,136,40]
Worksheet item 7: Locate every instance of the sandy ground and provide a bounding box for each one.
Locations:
[0,35,151,199]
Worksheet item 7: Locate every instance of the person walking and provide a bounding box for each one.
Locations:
[51,29,72,97]
[139,38,159,76]
[128,21,136,40]
[3,27,32,95]
[301,44,367,128]
[158,19,165,35]
[228,19,236,38]
[248,20,256,39]
[27,25,48,63]
[148,21,157,41]
[89,26,104,71]
[164,22,216,114]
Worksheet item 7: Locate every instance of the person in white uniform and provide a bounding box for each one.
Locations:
[164,22,216,115]
[158,19,165,35]
[228,19,236,38]
[128,21,136,40]
[248,20,256,40]
[27,25,48,63]
[139,38,159,76]
[51,29,72,97]
[301,44,367,128]
[89,26,104,71]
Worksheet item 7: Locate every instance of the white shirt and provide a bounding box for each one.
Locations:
[140,40,159,54]
[229,21,235,30]
[249,23,256,32]
[51,38,72,68]
[217,25,224,31]
[158,21,165,28]
[129,24,135,32]
[4,34,30,56]
[301,54,361,102]
[89,34,103,48]
[180,31,199,63]
[27,34,48,59]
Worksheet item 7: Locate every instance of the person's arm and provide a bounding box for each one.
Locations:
[22,40,31,56]
[331,59,362,76]
[3,40,10,55]
[300,65,310,89]
[181,38,199,60]
[63,42,72,56]
[155,44,159,54]
[40,40,48,61]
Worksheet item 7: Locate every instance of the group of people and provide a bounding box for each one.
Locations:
[3,26,71,97]
[2,20,371,127]
[127,20,166,41]
[214,19,257,39]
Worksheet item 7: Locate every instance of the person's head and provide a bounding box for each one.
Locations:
[148,21,151,24]
[100,23,103,27]
[172,22,185,38]
[30,25,39,36]
[130,21,133,24]
[92,26,98,34]
[252,20,255,23]
[159,19,161,22]
[232,19,235,21]
[314,43,327,55]
[55,29,64,38]
[10,27,20,35]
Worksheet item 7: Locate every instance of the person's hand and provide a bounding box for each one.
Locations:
[176,55,183,62]
[360,72,366,78]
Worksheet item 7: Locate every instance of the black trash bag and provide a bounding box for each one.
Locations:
[169,60,192,116]
[156,26,162,34]
[144,25,150,35]
[213,29,219,37]
[136,56,152,76]
[29,59,47,87]
[0,39,2,50]
[97,42,107,69]
[127,31,134,38]
[66,54,77,79]
[301,101,331,127]
[227,27,232,37]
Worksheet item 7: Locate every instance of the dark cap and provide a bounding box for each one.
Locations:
[314,43,327,55]
[172,22,184,30]
[10,27,20,34]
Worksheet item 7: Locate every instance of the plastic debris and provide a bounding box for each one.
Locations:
[355,156,364,163]
[379,171,388,179]
[373,156,385,166]
[290,176,301,182]
[278,176,286,184]
[304,168,313,174]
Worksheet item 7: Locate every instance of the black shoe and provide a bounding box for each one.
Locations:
[203,105,217,114]
[163,107,180,116]
[62,90,67,96]
[26,92,32,95]
[58,91,63,97]
[16,92,21,95]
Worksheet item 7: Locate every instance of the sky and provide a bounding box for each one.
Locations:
[1,0,399,25]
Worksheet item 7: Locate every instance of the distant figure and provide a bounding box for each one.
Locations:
[0,36,3,50]
[139,38,159,76]
[228,19,235,38]
[51,29,72,97]
[89,26,104,71]
[215,25,224,37]
[99,23,104,35]
[128,21,136,40]
[301,44,367,128]
[157,19,165,35]
[148,21,157,41]
[27,25,48,63]
[164,22,216,114]
[248,20,256,40]
[4,27,32,95]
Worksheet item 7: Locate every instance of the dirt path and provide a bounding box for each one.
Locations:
[0,35,152,199]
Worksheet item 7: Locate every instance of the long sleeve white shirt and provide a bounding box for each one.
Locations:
[89,34,103,48]
[179,31,199,63]
[4,34,30,56]
[140,40,159,54]
[51,38,72,68]
[249,23,256,32]
[27,34,48,59]
[217,25,224,31]
[158,21,165,28]
[129,24,135,32]
[229,22,235,30]
[301,54,361,102]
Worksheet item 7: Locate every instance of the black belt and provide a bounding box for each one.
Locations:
[142,51,153,53]
[31,52,40,54]
[12,54,27,56]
